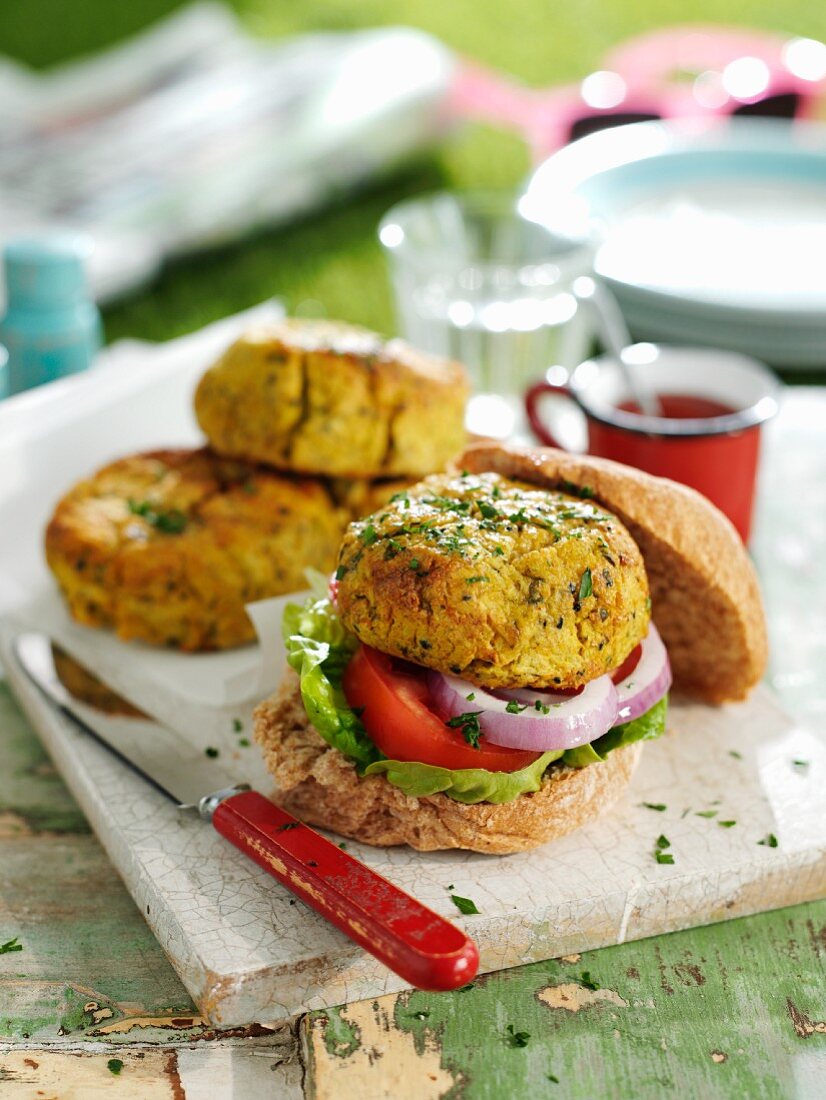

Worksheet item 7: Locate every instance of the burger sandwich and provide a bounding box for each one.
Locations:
[254,443,767,853]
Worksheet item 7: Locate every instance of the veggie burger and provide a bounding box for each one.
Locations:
[254,443,767,853]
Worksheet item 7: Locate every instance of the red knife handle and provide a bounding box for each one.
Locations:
[211,790,479,992]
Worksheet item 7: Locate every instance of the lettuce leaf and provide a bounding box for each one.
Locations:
[283,595,381,767]
[281,594,668,801]
[364,751,563,805]
[561,695,669,768]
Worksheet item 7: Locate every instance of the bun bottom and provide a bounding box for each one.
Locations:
[253,672,643,854]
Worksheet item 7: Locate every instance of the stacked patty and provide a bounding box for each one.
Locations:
[45,320,469,650]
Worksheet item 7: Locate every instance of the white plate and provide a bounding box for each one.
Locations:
[522,119,826,367]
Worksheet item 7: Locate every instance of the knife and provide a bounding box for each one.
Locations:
[13,632,479,993]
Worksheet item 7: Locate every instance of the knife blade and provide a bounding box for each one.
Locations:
[13,631,479,993]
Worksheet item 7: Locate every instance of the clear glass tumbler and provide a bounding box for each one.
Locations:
[379,191,592,437]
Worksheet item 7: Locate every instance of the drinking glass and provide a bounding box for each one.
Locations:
[379,191,592,438]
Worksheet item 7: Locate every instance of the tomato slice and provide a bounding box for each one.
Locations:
[342,645,542,773]
[611,644,642,685]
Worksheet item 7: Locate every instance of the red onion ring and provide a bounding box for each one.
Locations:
[427,668,619,752]
[614,622,672,723]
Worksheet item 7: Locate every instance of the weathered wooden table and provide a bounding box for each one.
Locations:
[1,390,824,1099]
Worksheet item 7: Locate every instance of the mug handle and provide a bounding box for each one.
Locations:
[525,377,579,450]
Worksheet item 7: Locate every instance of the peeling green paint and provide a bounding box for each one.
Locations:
[322,1007,361,1059]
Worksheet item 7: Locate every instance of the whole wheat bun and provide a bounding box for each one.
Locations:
[254,671,643,854]
[253,443,767,853]
[458,443,767,704]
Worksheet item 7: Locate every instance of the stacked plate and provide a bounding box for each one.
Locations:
[521,119,826,369]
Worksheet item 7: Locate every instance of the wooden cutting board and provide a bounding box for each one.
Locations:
[3,624,824,1028]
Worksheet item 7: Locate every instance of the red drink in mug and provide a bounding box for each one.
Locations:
[525,345,781,542]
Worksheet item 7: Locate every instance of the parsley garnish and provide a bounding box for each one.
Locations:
[127,499,188,534]
[275,822,301,833]
[758,833,778,848]
[232,718,243,732]
[577,971,600,991]
[238,738,250,747]
[390,490,410,508]
[718,820,737,828]
[446,711,484,749]
[505,700,528,714]
[534,700,551,714]
[107,1059,124,1076]
[578,567,593,602]
[360,524,378,545]
[792,759,809,771]
[450,894,480,915]
[493,546,505,556]
[695,810,717,819]
[465,575,488,584]
[466,692,476,701]
[642,802,667,812]
[654,835,674,864]
[478,501,499,519]
[384,539,402,560]
[729,750,743,760]
[504,1024,530,1048]
[0,936,23,954]
[205,747,219,758]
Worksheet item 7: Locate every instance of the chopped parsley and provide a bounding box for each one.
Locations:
[729,750,743,760]
[718,820,737,828]
[493,546,505,556]
[450,894,480,915]
[232,718,243,733]
[359,524,378,545]
[505,700,528,714]
[383,539,402,560]
[465,692,476,701]
[205,747,219,758]
[792,759,809,771]
[478,501,499,519]
[465,575,489,584]
[238,738,250,747]
[559,479,595,499]
[504,1024,530,1048]
[275,822,301,833]
[578,567,593,602]
[695,810,717,819]
[338,842,348,850]
[446,711,483,749]
[127,499,188,534]
[642,802,667,812]
[534,700,551,715]
[0,936,23,954]
[758,833,778,848]
[390,490,410,508]
[107,1059,124,1076]
[654,835,674,864]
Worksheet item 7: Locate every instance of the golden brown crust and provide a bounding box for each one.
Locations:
[253,672,643,854]
[457,443,767,703]
[45,448,348,651]
[194,319,470,478]
[336,471,650,690]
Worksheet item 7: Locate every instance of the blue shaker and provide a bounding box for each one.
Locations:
[0,235,103,397]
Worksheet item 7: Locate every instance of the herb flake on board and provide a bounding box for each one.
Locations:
[450,894,480,915]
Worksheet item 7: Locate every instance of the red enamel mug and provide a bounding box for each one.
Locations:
[525,345,781,542]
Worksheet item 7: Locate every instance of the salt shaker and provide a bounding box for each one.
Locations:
[0,235,102,397]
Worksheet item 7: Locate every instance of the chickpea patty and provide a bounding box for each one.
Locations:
[194,319,470,478]
[45,449,347,651]
[335,472,650,689]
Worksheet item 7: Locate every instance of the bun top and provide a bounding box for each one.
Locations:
[458,443,768,704]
